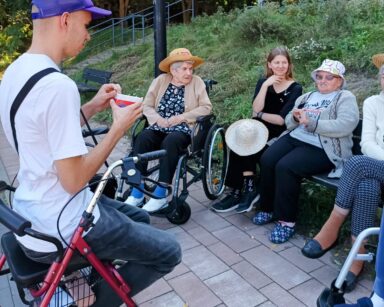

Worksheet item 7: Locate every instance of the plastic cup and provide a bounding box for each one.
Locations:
[114,94,143,107]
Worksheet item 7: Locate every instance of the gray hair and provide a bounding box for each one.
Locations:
[170,60,194,71]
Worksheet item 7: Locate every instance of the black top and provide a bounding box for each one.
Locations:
[148,83,191,135]
[252,78,303,139]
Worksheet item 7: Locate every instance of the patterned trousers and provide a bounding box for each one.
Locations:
[335,155,383,236]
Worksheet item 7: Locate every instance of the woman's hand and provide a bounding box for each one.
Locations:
[156,117,169,128]
[263,75,284,87]
[167,115,186,126]
[292,108,309,125]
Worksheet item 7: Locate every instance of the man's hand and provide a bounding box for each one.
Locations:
[167,114,186,127]
[110,101,143,135]
[81,84,122,125]
[90,83,122,113]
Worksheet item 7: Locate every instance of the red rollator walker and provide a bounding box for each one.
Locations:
[0,150,169,307]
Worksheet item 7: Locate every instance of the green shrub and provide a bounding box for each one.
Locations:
[0,10,31,74]
[347,0,384,24]
[233,4,295,46]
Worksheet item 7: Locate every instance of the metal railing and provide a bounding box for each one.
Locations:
[79,0,195,58]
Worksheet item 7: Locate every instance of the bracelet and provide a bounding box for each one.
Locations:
[256,112,264,120]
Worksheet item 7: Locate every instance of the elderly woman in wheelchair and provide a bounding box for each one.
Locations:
[125,48,212,212]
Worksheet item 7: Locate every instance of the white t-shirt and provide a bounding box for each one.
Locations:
[290,91,338,148]
[0,53,100,252]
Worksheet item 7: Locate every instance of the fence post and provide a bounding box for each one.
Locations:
[112,18,115,47]
[132,15,136,45]
[192,0,195,19]
[166,2,170,25]
[120,19,124,44]
[141,15,145,42]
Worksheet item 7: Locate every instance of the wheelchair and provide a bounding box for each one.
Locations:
[115,80,228,225]
[116,114,228,225]
[0,150,169,307]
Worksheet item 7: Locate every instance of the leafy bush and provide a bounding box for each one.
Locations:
[0,1,31,75]
[233,4,296,46]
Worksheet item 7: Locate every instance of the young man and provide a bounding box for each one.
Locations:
[0,1,181,305]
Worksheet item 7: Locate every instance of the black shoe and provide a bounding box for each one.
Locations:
[211,194,240,213]
[235,190,260,213]
[301,238,338,259]
[345,269,363,293]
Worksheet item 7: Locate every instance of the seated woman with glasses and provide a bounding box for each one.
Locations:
[252,59,360,244]
[301,54,384,293]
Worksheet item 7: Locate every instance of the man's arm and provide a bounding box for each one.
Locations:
[56,100,142,194]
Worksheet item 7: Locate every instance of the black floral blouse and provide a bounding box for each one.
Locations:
[147,83,191,135]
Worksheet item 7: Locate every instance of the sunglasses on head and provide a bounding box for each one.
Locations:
[315,74,340,81]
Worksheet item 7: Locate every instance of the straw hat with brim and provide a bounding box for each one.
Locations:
[159,48,204,73]
[372,54,384,69]
[225,119,269,157]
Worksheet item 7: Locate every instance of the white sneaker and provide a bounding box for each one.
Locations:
[142,197,167,212]
[124,195,144,206]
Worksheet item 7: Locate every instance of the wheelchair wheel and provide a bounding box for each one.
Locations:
[166,201,191,225]
[202,124,228,200]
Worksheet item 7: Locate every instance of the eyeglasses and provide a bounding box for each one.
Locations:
[315,74,340,81]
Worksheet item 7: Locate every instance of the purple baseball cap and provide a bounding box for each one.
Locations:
[32,0,112,20]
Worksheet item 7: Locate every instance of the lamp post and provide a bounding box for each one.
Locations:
[154,0,166,77]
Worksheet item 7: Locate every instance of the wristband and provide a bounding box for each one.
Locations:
[257,112,264,120]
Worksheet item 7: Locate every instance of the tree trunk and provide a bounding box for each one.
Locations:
[182,0,193,23]
[119,0,130,17]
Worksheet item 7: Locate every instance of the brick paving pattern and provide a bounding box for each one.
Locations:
[0,122,373,307]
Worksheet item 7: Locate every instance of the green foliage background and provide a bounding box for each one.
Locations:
[0,0,31,76]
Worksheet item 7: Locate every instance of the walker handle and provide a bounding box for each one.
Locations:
[136,149,166,162]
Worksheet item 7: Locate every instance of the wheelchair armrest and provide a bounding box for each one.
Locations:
[82,126,109,138]
[195,114,215,123]
[0,199,31,236]
[190,114,215,154]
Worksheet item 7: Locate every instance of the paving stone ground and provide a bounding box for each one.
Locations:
[0,122,373,307]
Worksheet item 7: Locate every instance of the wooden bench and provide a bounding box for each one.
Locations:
[76,68,112,93]
[308,119,362,189]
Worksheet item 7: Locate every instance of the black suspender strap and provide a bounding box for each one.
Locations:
[10,68,59,153]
